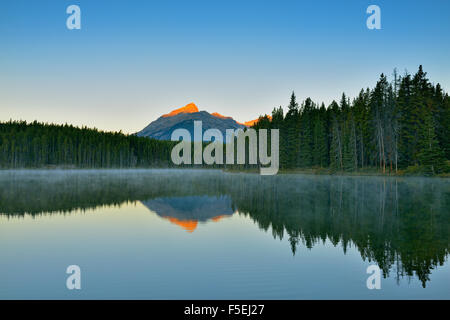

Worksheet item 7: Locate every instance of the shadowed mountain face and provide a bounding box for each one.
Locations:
[137,103,246,141]
[141,195,234,232]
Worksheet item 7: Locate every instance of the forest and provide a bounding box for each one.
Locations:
[0,121,176,168]
[254,65,450,174]
[0,65,449,174]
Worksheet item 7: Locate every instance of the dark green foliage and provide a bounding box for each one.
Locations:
[253,65,449,174]
[0,121,177,168]
[416,111,445,174]
[312,103,329,167]
[298,98,314,167]
[285,92,301,168]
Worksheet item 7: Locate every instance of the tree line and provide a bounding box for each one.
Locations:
[1,65,448,174]
[0,121,176,168]
[253,65,450,174]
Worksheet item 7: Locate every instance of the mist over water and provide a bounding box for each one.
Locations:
[0,169,449,299]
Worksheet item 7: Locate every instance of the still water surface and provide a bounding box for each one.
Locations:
[0,169,449,299]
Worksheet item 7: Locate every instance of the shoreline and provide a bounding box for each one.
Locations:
[0,166,448,178]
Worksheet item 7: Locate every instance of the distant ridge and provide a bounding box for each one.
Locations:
[211,112,232,120]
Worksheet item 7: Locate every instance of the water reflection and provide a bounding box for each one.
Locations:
[141,196,235,232]
[0,169,449,287]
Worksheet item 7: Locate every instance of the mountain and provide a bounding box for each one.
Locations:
[137,103,247,141]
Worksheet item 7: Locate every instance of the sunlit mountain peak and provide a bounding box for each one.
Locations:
[162,103,199,118]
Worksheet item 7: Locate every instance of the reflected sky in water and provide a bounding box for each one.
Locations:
[0,169,449,299]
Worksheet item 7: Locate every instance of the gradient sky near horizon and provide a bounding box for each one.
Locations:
[1,0,449,133]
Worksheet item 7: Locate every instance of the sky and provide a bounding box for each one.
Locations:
[1,0,449,134]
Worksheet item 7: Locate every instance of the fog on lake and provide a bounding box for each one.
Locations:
[0,170,449,299]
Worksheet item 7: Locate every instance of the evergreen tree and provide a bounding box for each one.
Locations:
[285,92,300,168]
[299,98,314,167]
[312,103,329,167]
[329,101,343,171]
[417,111,445,174]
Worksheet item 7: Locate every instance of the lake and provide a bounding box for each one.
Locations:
[0,169,449,299]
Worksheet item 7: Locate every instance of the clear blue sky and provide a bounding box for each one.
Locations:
[1,0,449,133]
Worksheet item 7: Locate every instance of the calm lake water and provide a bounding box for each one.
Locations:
[0,169,449,299]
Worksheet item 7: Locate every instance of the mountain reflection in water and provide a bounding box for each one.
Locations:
[0,169,448,288]
[141,196,235,232]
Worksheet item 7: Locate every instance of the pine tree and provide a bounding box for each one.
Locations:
[271,106,288,168]
[312,104,328,167]
[398,73,413,167]
[285,92,300,168]
[299,98,314,167]
[417,111,445,174]
[370,74,389,172]
[329,101,343,171]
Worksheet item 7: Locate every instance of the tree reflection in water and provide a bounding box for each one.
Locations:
[0,169,448,287]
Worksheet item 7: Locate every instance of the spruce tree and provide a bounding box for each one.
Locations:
[417,111,445,174]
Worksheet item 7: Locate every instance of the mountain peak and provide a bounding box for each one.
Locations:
[162,103,199,118]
